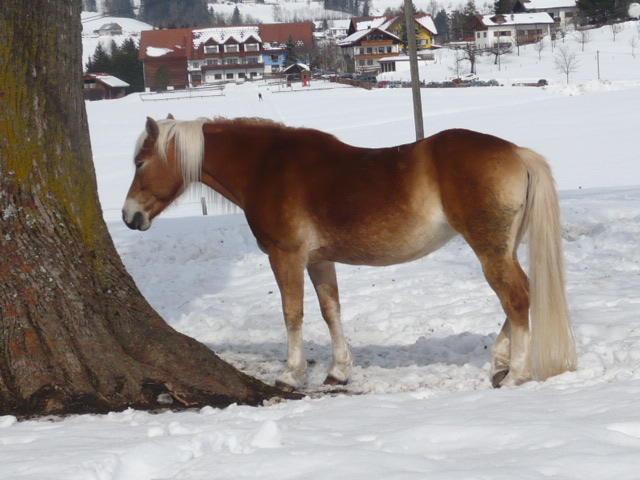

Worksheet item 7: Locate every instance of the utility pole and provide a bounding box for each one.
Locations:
[404,0,424,140]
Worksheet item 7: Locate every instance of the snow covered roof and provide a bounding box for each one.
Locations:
[478,12,555,27]
[416,15,438,35]
[517,0,577,9]
[282,62,310,72]
[340,27,402,46]
[145,46,174,57]
[85,73,129,88]
[192,26,261,48]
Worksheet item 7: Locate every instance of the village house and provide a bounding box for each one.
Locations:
[471,12,555,49]
[94,22,123,36]
[513,0,578,29]
[138,23,314,91]
[340,14,438,74]
[83,72,129,100]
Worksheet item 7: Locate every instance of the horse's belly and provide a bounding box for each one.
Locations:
[313,212,457,267]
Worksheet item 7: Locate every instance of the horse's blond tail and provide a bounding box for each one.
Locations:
[518,148,577,381]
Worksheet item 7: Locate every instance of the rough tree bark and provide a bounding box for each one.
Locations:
[0,0,295,417]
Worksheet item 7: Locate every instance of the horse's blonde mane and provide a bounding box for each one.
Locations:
[135,118,209,186]
[135,117,287,187]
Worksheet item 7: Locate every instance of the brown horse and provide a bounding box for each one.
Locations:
[123,116,577,391]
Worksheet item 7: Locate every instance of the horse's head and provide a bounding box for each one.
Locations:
[122,116,185,231]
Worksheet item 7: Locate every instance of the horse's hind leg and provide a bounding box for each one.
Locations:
[308,261,353,386]
[268,251,308,392]
[491,319,511,387]
[490,262,529,387]
[478,253,532,387]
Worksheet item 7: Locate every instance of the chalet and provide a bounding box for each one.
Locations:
[190,26,263,84]
[472,12,555,49]
[282,62,311,84]
[513,0,578,29]
[340,27,403,74]
[138,23,314,90]
[94,22,123,36]
[260,22,314,74]
[341,14,438,74]
[139,28,192,90]
[83,73,129,100]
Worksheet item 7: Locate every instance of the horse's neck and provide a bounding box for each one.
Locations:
[200,124,275,208]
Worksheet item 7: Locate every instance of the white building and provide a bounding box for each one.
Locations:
[472,13,555,49]
[513,0,578,29]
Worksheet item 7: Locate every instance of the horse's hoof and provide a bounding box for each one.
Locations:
[492,370,509,388]
[324,375,348,387]
[275,380,297,393]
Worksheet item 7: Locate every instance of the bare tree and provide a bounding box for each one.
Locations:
[449,49,466,78]
[573,28,592,52]
[0,0,294,417]
[535,37,546,60]
[610,23,623,42]
[487,41,512,66]
[554,45,580,83]
[460,42,482,75]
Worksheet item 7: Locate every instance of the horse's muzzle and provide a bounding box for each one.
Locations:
[123,211,147,231]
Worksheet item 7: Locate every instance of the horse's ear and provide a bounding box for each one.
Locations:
[166,113,175,120]
[145,117,159,141]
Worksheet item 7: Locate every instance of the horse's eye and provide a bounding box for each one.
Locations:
[135,160,144,169]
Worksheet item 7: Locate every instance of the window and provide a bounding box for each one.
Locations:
[247,57,259,64]
[192,61,200,68]
[358,60,365,66]
[204,45,219,54]
[226,58,238,65]
[367,59,373,65]
[226,73,234,79]
[359,48,365,55]
[238,72,246,79]
[387,46,393,53]
[225,44,239,53]
[245,43,259,52]
[366,47,373,54]
[378,47,385,53]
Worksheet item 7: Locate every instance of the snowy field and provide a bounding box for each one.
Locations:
[3,20,640,480]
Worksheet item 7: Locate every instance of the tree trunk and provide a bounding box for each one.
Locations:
[0,0,296,418]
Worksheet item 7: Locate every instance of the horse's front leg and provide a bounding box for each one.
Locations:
[269,250,308,392]
[308,261,353,386]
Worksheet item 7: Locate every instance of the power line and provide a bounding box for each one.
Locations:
[81,0,170,23]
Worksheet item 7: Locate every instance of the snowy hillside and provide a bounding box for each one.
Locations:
[3,18,640,480]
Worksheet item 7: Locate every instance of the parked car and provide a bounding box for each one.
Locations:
[356,75,377,84]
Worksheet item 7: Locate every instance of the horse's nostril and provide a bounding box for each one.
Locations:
[123,211,145,230]
[131,212,144,230]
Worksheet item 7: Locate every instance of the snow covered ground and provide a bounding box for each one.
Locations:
[3,20,640,480]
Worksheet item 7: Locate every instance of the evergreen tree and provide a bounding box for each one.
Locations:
[85,42,112,72]
[83,0,97,12]
[232,6,242,25]
[85,39,144,93]
[399,2,420,53]
[434,9,451,42]
[141,0,213,27]
[283,35,301,67]
[576,0,616,23]
[494,0,513,14]
[104,0,135,18]
[362,0,370,16]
